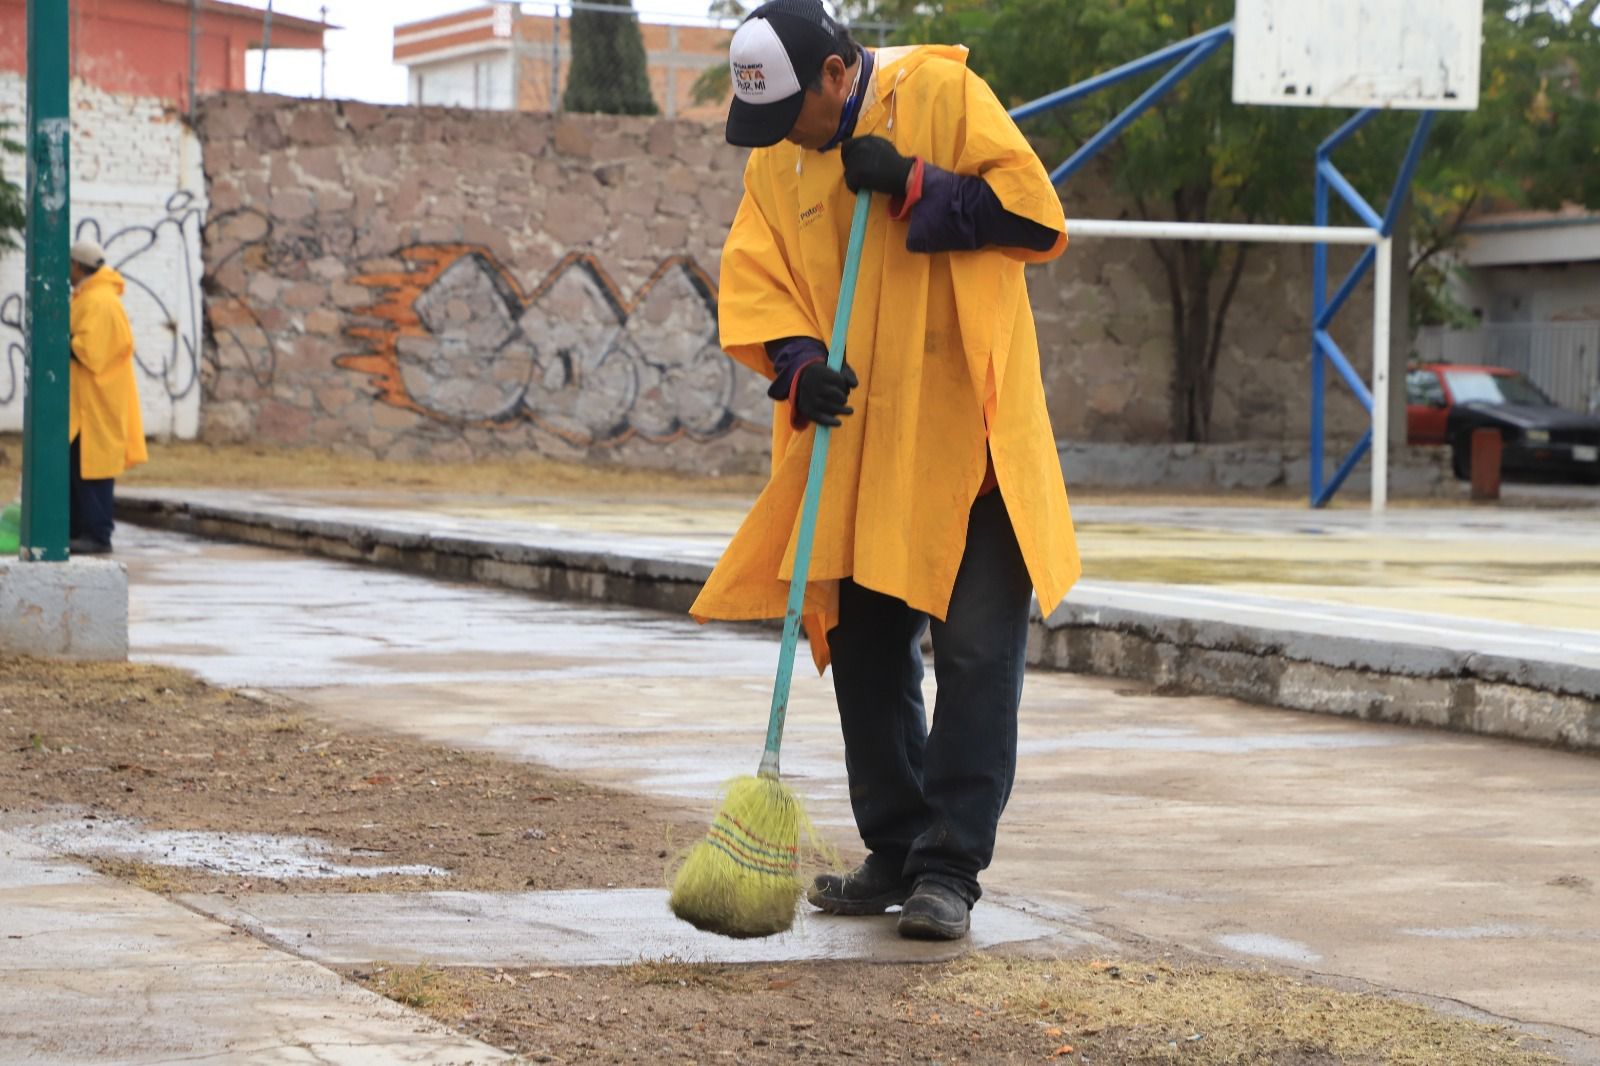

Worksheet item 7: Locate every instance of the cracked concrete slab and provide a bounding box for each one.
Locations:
[183,888,1083,968]
[0,831,510,1065]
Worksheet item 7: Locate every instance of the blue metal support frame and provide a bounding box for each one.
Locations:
[1008,24,1441,509]
[1309,110,1436,507]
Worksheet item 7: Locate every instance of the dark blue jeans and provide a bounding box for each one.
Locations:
[825,490,1033,905]
[69,437,116,546]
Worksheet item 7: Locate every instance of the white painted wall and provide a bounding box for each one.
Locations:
[0,71,205,441]
[409,53,515,110]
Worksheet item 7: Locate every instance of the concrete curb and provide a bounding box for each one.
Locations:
[120,494,1599,752]
[1033,601,1600,751]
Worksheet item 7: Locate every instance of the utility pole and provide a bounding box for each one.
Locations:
[188,0,200,117]
[550,5,560,114]
[319,5,328,98]
[259,0,274,92]
[21,0,70,562]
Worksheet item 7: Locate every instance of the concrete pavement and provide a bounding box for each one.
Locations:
[0,830,510,1064]
[113,525,1600,1047]
[119,488,1600,747]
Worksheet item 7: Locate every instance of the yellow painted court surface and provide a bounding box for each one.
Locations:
[336,491,1600,636]
[1076,521,1600,633]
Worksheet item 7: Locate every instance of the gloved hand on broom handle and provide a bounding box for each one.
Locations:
[794,361,858,427]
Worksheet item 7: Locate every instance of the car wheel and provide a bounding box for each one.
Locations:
[1450,437,1471,480]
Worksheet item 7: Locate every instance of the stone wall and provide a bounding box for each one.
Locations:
[0,71,204,441]
[1035,169,1373,445]
[197,93,768,472]
[194,93,1373,472]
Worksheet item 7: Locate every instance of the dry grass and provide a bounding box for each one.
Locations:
[622,956,745,993]
[88,857,180,895]
[365,963,468,1014]
[0,435,1459,510]
[934,956,1561,1065]
[0,436,766,501]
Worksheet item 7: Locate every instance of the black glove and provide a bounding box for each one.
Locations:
[794,361,858,427]
[841,136,914,196]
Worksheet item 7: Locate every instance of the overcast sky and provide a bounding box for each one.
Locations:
[230,0,725,104]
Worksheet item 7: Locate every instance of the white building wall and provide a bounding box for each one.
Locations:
[410,53,514,110]
[0,71,205,441]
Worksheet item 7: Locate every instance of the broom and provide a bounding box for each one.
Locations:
[669,188,873,939]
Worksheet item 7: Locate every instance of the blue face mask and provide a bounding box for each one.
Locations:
[818,47,875,153]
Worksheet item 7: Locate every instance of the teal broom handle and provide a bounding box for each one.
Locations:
[758,189,873,779]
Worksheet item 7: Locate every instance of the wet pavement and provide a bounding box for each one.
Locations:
[115,524,1600,1043]
[124,486,1600,637]
[183,888,1076,968]
[0,830,509,1065]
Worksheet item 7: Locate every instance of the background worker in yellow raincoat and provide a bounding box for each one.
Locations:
[67,239,146,555]
[691,0,1080,939]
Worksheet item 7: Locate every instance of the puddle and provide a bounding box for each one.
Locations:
[1214,933,1321,963]
[13,818,448,880]
[1399,924,1535,940]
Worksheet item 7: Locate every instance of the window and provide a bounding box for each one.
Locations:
[1406,369,1445,407]
[1441,369,1552,407]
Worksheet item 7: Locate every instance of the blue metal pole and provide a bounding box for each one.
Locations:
[1310,164,1328,505]
[1314,333,1376,410]
[1318,160,1385,231]
[1049,33,1230,185]
[1008,23,1234,122]
[1381,111,1437,236]
[1316,248,1377,330]
[1318,108,1378,157]
[1314,429,1373,507]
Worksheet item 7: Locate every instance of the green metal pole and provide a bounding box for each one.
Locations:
[21,0,70,562]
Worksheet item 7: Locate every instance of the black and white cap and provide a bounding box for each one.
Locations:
[725,0,844,148]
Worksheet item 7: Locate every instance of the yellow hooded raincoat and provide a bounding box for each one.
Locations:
[70,267,148,480]
[691,45,1081,671]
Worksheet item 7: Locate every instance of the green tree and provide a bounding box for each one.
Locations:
[912,0,1413,442]
[1410,0,1600,326]
[907,0,1600,440]
[0,121,24,252]
[563,0,658,116]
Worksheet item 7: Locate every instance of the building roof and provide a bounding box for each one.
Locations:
[395,3,512,65]
[1460,204,1600,269]
[155,0,336,35]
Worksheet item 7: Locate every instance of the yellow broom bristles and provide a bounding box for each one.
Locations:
[668,774,808,939]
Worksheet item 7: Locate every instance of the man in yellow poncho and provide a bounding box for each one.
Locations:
[68,240,146,555]
[691,0,1080,939]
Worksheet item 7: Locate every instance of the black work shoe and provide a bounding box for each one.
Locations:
[69,537,112,556]
[897,880,971,940]
[807,860,913,916]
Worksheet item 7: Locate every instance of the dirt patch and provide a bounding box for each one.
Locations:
[345,954,1559,1065]
[2,658,1564,1064]
[0,436,1454,509]
[0,657,691,895]
[0,437,767,502]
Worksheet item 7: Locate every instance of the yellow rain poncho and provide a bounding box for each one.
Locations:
[692,44,1080,670]
[70,267,147,480]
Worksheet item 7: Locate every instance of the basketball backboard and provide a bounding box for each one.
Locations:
[1233,0,1482,111]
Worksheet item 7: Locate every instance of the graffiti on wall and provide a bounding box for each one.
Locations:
[339,244,759,447]
[0,190,204,408]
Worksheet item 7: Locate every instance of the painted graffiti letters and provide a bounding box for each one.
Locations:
[340,244,762,448]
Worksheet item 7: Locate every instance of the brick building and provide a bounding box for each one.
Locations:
[394,2,726,120]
